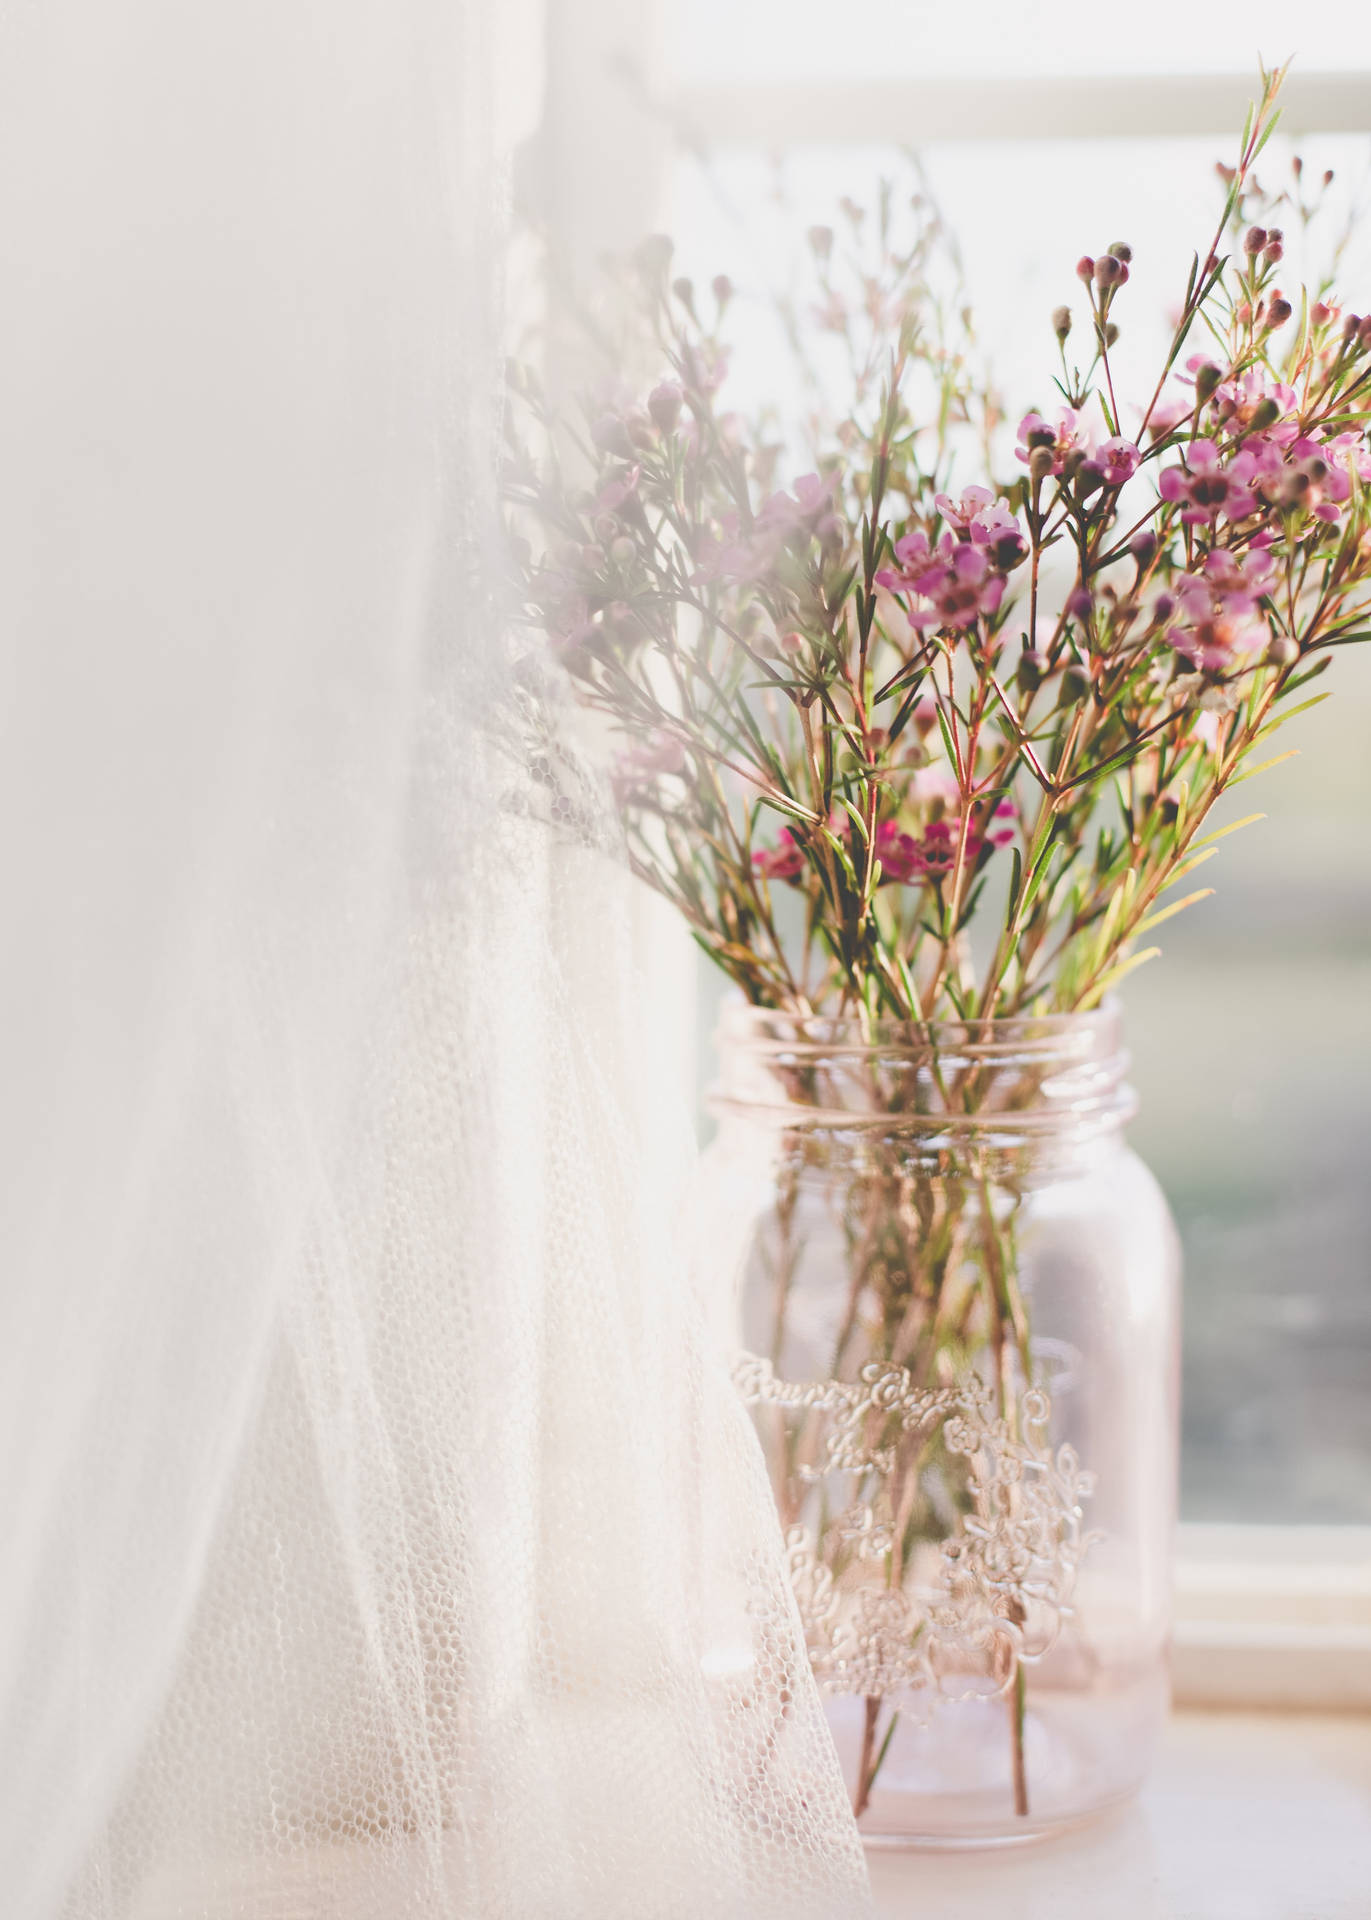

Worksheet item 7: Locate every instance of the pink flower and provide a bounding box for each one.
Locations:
[1158,441,1259,524]
[873,820,927,883]
[880,537,1006,633]
[1145,390,1193,440]
[753,829,806,882]
[1083,437,1141,487]
[934,487,1028,565]
[1016,407,1087,476]
[1213,368,1300,446]
[1164,547,1275,671]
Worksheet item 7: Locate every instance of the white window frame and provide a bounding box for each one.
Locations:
[538,0,1371,1710]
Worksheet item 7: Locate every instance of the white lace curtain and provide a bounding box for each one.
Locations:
[0,3,870,1915]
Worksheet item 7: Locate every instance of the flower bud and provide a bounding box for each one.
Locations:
[1154,593,1176,625]
[779,629,804,655]
[1266,298,1293,330]
[1266,634,1300,667]
[647,381,684,432]
[1129,530,1159,568]
[593,513,618,543]
[1066,587,1093,620]
[609,535,636,567]
[1194,362,1223,404]
[1076,255,1095,284]
[1052,304,1072,342]
[1104,322,1120,347]
[1244,225,1268,255]
[1264,240,1284,264]
[1059,664,1092,707]
[1249,396,1281,431]
[1094,254,1122,288]
[1016,648,1045,694]
[1108,241,1133,263]
[1313,301,1332,327]
[1359,315,1371,350]
[672,276,696,314]
[712,273,733,307]
[1344,313,1363,342]
[1029,445,1056,482]
[625,408,655,449]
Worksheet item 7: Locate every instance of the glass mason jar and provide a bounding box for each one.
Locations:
[699,1004,1180,1847]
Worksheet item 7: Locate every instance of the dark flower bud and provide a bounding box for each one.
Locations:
[1104,322,1121,347]
[1194,362,1223,404]
[1059,664,1092,707]
[1244,225,1268,255]
[1108,241,1133,263]
[1266,634,1300,668]
[1066,586,1094,620]
[1076,464,1104,499]
[1324,169,1336,188]
[1076,255,1095,284]
[1249,397,1281,431]
[1052,304,1072,342]
[1154,592,1176,624]
[1094,254,1123,288]
[1028,445,1056,482]
[1264,240,1284,264]
[1266,298,1292,330]
[1158,788,1182,825]
[1129,530,1159,568]
[1359,315,1371,350]
[647,382,684,432]
[1026,422,1057,449]
[1344,313,1362,342]
[1062,447,1088,480]
[593,513,618,543]
[1016,648,1045,694]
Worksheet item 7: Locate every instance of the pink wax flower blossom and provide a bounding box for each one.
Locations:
[1145,389,1193,439]
[1212,368,1301,446]
[1015,408,1085,476]
[1158,441,1260,524]
[934,487,1029,565]
[873,820,927,883]
[753,829,806,882]
[610,732,687,805]
[1310,431,1371,504]
[1082,437,1141,487]
[1164,547,1275,671]
[879,535,1006,632]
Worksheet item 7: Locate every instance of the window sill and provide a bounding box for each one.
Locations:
[868,1709,1371,1920]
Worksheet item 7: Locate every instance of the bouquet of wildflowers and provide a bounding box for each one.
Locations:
[507,70,1369,1031]
[504,67,1371,1820]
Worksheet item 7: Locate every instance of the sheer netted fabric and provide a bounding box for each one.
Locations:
[0,2,869,1916]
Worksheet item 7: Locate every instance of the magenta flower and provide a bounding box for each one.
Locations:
[934,487,1029,565]
[1158,441,1260,524]
[1083,436,1142,487]
[879,537,1006,633]
[1213,368,1300,446]
[1015,408,1086,476]
[1163,547,1275,671]
[753,829,806,882]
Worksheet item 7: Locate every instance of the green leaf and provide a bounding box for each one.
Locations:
[1134,888,1214,939]
[1079,945,1162,1010]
